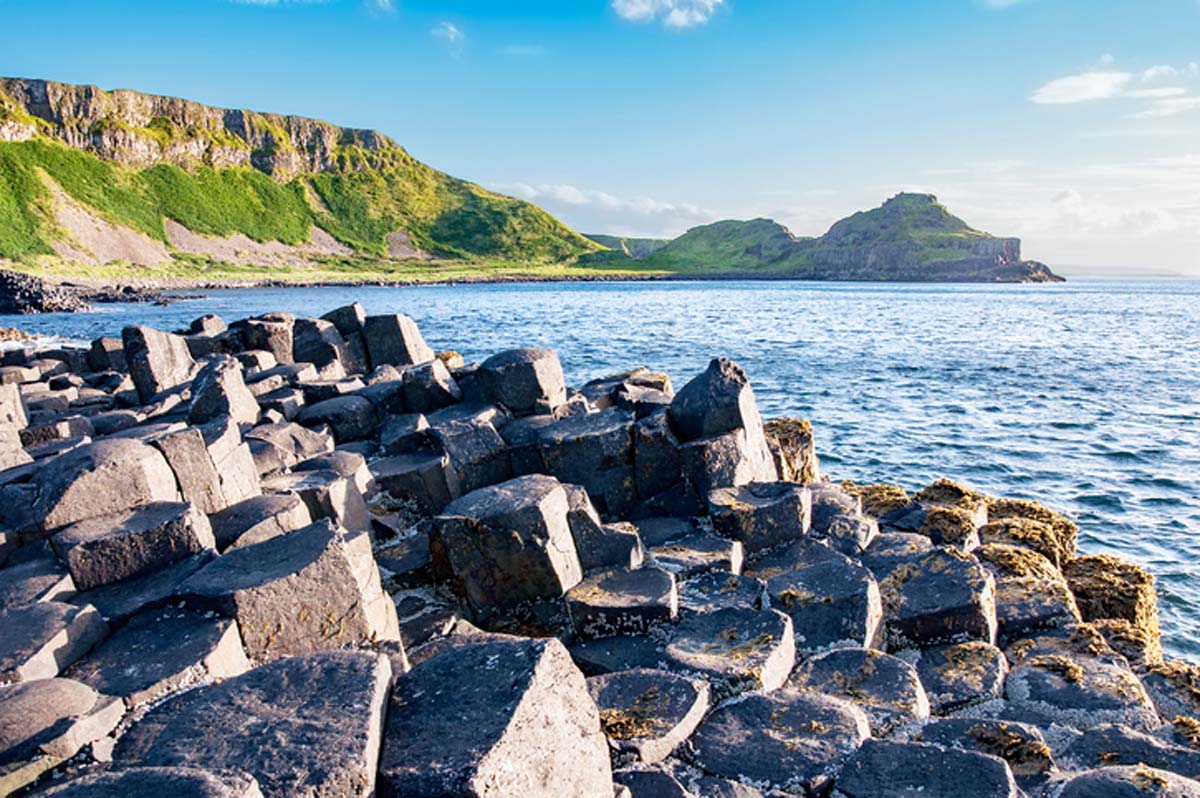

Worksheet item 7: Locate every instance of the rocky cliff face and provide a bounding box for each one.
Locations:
[0,77,399,179]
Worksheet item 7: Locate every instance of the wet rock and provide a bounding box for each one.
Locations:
[379,637,612,797]
[430,414,512,494]
[477,348,567,415]
[34,438,180,531]
[178,519,399,660]
[791,647,929,735]
[567,567,678,638]
[914,717,1055,788]
[763,417,820,483]
[1054,765,1200,798]
[878,549,998,650]
[209,494,314,551]
[762,548,882,655]
[537,408,636,517]
[0,600,107,682]
[363,313,434,368]
[0,678,124,793]
[188,355,258,426]
[833,739,1018,798]
[912,641,1008,713]
[371,452,461,515]
[123,325,196,403]
[678,572,762,614]
[690,688,869,793]
[115,650,391,798]
[33,767,264,798]
[52,502,216,591]
[977,544,1081,644]
[65,606,248,707]
[707,482,811,554]
[650,531,743,578]
[1062,723,1200,779]
[430,474,583,617]
[588,668,709,764]
[663,607,795,695]
[1065,554,1161,647]
[297,395,380,443]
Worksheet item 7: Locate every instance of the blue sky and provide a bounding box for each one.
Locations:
[1,0,1198,273]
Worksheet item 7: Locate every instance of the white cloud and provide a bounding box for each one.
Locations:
[1030,71,1133,104]
[499,181,716,237]
[1126,87,1189,99]
[431,21,465,56]
[611,0,724,28]
[1142,64,1179,82]
[1130,96,1200,119]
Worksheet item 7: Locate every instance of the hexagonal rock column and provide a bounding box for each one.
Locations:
[708,482,812,554]
[65,606,249,708]
[1065,554,1161,641]
[476,348,567,415]
[34,438,181,532]
[567,566,678,638]
[430,474,583,618]
[114,651,392,798]
[178,519,399,661]
[0,678,125,795]
[669,358,763,441]
[379,637,612,798]
[235,314,295,364]
[292,317,352,380]
[977,544,1081,645]
[879,549,998,650]
[834,740,1019,798]
[209,494,313,551]
[587,668,709,765]
[690,688,870,794]
[762,550,882,655]
[663,607,795,696]
[1055,767,1200,798]
[564,484,644,573]
[537,408,637,518]
[913,641,1008,714]
[51,502,216,591]
[915,718,1054,789]
[188,355,259,427]
[123,325,196,403]
[363,313,435,369]
[0,601,108,683]
[34,767,264,798]
[790,647,930,736]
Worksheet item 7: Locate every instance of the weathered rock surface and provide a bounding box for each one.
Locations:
[708,481,811,554]
[663,607,795,695]
[567,566,678,638]
[477,348,567,414]
[0,601,107,683]
[791,647,930,735]
[588,668,709,764]
[33,767,266,798]
[124,325,195,403]
[833,739,1019,798]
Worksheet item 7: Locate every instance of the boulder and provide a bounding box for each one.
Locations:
[587,668,709,764]
[371,452,461,516]
[402,358,462,412]
[663,607,795,696]
[65,606,249,707]
[680,427,777,497]
[34,438,180,531]
[833,739,1019,798]
[633,409,687,502]
[860,531,934,580]
[567,566,678,638]
[537,408,637,517]
[150,427,227,514]
[87,336,126,372]
[1065,554,1161,643]
[677,572,763,614]
[690,688,870,794]
[188,355,259,426]
[363,313,434,368]
[379,412,435,455]
[292,317,351,379]
[430,475,583,617]
[235,314,294,364]
[33,767,264,798]
[73,552,214,624]
[708,482,811,554]
[114,651,391,798]
[913,641,1008,713]
[668,358,762,442]
[430,415,512,494]
[477,348,567,415]
[178,520,399,661]
[761,549,883,655]
[0,545,75,610]
[297,395,380,443]
[791,646,929,735]
[1062,723,1200,779]
[379,637,612,797]
[879,549,998,650]
[200,417,262,506]
[1054,766,1200,798]
[123,325,196,403]
[0,601,107,682]
[977,544,1081,644]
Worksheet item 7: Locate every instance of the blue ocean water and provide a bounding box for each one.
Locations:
[5,278,1199,658]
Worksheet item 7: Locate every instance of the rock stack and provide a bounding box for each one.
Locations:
[0,304,1196,798]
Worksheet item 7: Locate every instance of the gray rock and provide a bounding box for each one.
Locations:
[650,532,743,578]
[879,549,998,650]
[33,767,264,798]
[860,531,935,580]
[913,641,1008,713]
[297,395,380,443]
[431,475,582,617]
[677,572,763,614]
[87,336,126,372]
[199,418,262,507]
[321,303,367,337]
[210,494,313,551]
[914,717,1054,788]
[668,358,762,442]
[708,482,812,554]
[762,547,882,655]
[123,325,196,403]
[636,517,699,547]
[179,520,399,660]
[0,601,107,682]
[34,438,181,531]
[300,378,365,405]
[612,769,691,798]
[188,355,259,426]
[74,552,214,623]
[114,651,391,798]
[564,483,643,572]
[588,668,709,764]
[634,409,687,502]
[570,635,668,677]
[477,348,567,415]
[0,545,75,610]
[235,314,294,364]
[403,359,462,413]
[430,415,512,494]
[52,502,216,591]
[567,567,678,638]
[292,318,351,379]
[379,637,612,797]
[680,427,777,497]
[371,452,461,515]
[1055,766,1200,798]
[380,412,434,455]
[65,606,249,707]
[977,544,1081,645]
[244,421,334,469]
[791,647,930,735]
[1142,661,1200,723]
[1062,723,1200,779]
[537,408,637,517]
[833,739,1018,798]
[691,688,870,793]
[363,313,434,369]
[663,607,795,695]
[150,427,227,513]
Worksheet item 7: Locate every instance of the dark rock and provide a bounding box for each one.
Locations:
[833,739,1018,798]
[564,483,644,572]
[321,303,367,337]
[363,313,435,368]
[679,427,777,497]
[114,650,392,798]
[567,567,677,638]
[1054,766,1200,797]
[588,668,709,764]
[913,641,1008,713]
[73,552,214,623]
[87,336,126,372]
[859,531,934,580]
[123,325,195,403]
[477,348,567,415]
[663,607,795,695]
[149,427,226,514]
[430,415,512,494]
[234,314,294,364]
[612,769,691,798]
[650,531,743,578]
[677,572,763,614]
[244,421,333,469]
[977,544,1081,644]
[690,688,869,793]
[371,452,461,515]
[668,358,762,442]
[402,358,462,412]
[1065,553,1161,646]
[380,412,435,455]
[1142,661,1200,723]
[297,395,380,442]
[879,549,998,650]
[792,646,929,735]
[0,544,75,610]
[379,637,612,797]
[292,317,351,379]
[499,414,555,474]
[708,482,811,554]
[33,767,264,798]
[636,517,699,548]
[537,408,637,517]
[915,717,1054,788]
[763,548,882,655]
[570,635,667,677]
[0,601,107,682]
[1062,723,1200,779]
[634,409,686,501]
[208,494,313,551]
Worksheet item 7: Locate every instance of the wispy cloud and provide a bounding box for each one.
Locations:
[431,21,465,57]
[611,0,724,28]
[1031,57,1200,120]
[499,181,716,237]
[1030,71,1133,104]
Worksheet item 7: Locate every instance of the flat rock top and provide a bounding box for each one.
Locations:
[441,473,562,519]
[538,408,634,442]
[0,677,104,764]
[36,766,263,798]
[179,520,336,594]
[568,567,676,609]
[53,501,199,547]
[1056,766,1200,798]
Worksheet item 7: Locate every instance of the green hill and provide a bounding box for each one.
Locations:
[0,77,600,271]
[583,233,669,259]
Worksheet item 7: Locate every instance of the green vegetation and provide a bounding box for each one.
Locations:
[584,233,670,259]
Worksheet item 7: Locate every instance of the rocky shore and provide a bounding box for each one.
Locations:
[0,305,1195,798]
[0,268,173,315]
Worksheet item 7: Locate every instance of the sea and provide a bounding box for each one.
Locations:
[4,278,1198,658]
